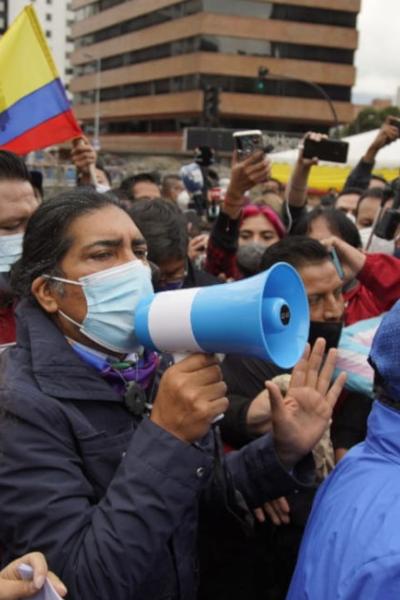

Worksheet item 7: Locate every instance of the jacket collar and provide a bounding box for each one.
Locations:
[366,400,400,463]
[15,298,121,402]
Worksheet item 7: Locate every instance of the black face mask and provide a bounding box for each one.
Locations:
[308,321,343,351]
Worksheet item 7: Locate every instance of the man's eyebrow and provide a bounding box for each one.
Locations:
[132,238,147,246]
[82,239,123,251]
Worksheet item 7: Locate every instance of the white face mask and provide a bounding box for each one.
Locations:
[359,227,395,254]
[45,260,154,353]
[0,233,24,273]
[176,190,191,211]
[95,183,111,194]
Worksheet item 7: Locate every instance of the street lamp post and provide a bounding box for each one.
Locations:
[257,67,340,135]
[84,53,101,150]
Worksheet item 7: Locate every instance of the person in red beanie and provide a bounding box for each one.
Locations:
[205,151,285,280]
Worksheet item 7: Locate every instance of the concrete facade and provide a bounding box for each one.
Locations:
[70,0,361,153]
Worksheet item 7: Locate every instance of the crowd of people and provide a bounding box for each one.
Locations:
[0,116,400,599]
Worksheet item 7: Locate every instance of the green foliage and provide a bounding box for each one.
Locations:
[343,105,400,136]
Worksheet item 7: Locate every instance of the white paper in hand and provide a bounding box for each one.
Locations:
[17,563,63,600]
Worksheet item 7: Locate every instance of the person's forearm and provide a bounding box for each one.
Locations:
[343,159,374,191]
[286,162,312,208]
[363,143,380,164]
[226,433,314,509]
[205,213,240,279]
[222,187,244,220]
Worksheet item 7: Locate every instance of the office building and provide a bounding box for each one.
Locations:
[70,0,361,153]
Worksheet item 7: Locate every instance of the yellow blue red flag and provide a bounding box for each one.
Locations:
[0,5,81,154]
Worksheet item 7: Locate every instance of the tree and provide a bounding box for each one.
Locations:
[343,105,400,136]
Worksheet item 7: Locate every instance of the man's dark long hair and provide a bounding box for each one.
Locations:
[10,189,119,298]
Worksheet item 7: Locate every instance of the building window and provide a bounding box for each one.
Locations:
[74,72,349,106]
[46,30,52,38]
[46,14,52,21]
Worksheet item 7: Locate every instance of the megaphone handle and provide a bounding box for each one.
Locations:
[172,352,225,424]
[172,352,190,364]
[212,413,224,425]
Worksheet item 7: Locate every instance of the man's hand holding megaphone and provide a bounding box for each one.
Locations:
[150,353,228,443]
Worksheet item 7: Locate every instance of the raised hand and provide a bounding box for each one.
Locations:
[187,234,209,262]
[296,131,328,168]
[223,150,271,218]
[285,131,327,209]
[267,338,346,470]
[71,136,97,185]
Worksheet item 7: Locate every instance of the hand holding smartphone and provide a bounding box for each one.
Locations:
[302,137,349,163]
[387,116,400,134]
[233,130,264,161]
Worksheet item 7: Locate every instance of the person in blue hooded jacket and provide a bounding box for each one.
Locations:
[287,298,400,600]
[0,189,345,600]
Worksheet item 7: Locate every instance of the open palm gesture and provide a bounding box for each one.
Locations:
[267,338,347,469]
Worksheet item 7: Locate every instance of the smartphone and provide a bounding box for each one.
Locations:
[388,116,400,133]
[233,130,264,161]
[329,248,344,279]
[303,138,349,163]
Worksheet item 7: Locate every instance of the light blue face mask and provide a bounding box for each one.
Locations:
[0,233,24,273]
[45,260,154,353]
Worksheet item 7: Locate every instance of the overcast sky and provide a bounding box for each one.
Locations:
[353,0,400,104]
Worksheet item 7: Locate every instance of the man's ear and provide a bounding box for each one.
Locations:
[31,276,60,314]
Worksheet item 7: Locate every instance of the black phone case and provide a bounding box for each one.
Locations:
[303,139,349,163]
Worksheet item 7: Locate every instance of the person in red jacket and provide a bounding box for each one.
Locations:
[0,151,37,350]
[313,234,400,326]
[292,206,400,326]
[342,249,400,325]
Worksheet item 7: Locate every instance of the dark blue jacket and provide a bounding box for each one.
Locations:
[0,299,313,600]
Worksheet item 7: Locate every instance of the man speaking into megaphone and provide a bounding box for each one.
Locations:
[0,190,346,600]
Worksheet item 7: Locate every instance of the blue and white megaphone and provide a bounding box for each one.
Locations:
[136,262,309,369]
